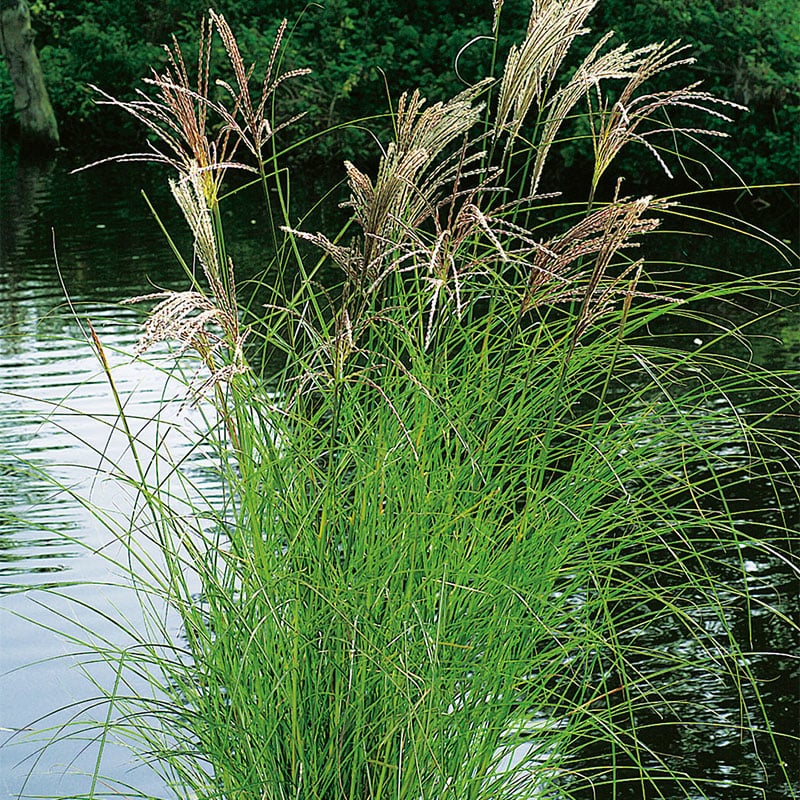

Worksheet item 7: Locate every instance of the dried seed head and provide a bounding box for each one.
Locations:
[77,10,309,184]
[496,0,599,145]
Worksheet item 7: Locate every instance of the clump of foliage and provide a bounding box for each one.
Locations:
[20,2,799,799]
[1,0,797,184]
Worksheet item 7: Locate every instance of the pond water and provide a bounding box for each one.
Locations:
[0,146,797,799]
[0,149,244,799]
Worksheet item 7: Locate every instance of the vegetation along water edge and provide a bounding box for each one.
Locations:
[3,1,799,798]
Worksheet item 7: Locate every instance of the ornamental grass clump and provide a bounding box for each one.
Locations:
[31,2,798,798]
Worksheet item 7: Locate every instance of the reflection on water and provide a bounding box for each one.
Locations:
[0,145,797,799]
[565,539,799,799]
[0,147,235,798]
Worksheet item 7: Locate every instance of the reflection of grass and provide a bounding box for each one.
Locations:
[0,459,78,587]
[28,4,800,799]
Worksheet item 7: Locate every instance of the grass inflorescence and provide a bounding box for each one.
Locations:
[20,2,800,798]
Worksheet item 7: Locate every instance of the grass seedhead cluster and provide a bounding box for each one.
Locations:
[492,0,746,199]
[40,2,798,799]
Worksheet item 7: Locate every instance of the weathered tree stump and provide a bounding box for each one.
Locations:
[0,0,59,153]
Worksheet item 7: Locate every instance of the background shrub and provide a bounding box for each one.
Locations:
[3,0,796,184]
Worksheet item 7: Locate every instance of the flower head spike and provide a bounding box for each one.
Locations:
[522,196,670,317]
[124,166,247,402]
[495,0,599,146]
[210,12,311,159]
[76,10,311,195]
[80,16,244,199]
[588,41,747,193]
[491,0,504,32]
[123,283,248,404]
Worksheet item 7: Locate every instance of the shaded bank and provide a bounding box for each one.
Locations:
[0,0,797,182]
[0,0,59,153]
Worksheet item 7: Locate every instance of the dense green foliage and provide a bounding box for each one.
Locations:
[1,0,797,183]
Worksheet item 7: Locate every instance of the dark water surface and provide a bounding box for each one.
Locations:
[0,147,797,799]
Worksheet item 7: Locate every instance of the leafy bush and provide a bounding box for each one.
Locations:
[4,0,796,183]
[31,21,163,142]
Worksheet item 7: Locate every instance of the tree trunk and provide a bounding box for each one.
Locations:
[0,0,59,153]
